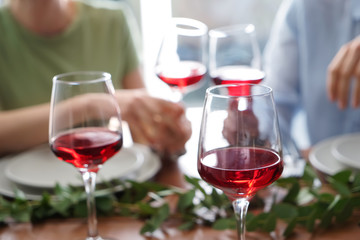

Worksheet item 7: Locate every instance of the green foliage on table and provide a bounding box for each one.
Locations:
[1,165,360,238]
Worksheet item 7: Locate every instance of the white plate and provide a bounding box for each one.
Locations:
[5,144,144,189]
[309,136,349,176]
[331,133,360,170]
[0,144,161,200]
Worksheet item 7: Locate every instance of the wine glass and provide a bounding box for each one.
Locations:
[155,17,208,102]
[209,24,263,96]
[197,84,283,240]
[49,71,122,240]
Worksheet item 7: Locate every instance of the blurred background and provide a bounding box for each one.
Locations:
[0,0,283,107]
[131,0,283,107]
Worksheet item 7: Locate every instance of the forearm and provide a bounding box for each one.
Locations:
[0,89,143,156]
[0,103,50,156]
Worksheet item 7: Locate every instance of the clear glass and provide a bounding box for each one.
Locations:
[49,71,123,240]
[197,84,283,240]
[209,24,264,88]
[155,17,208,102]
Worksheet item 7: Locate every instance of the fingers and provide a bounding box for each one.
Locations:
[125,92,191,155]
[327,37,360,109]
[126,95,158,143]
[327,44,346,102]
[150,104,192,154]
[352,62,360,108]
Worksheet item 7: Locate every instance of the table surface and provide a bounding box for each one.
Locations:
[1,152,360,240]
[1,108,360,240]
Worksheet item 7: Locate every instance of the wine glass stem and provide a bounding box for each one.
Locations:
[232,198,250,240]
[82,171,99,238]
[170,88,183,103]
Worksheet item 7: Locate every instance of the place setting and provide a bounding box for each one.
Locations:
[0,142,161,201]
[309,132,360,176]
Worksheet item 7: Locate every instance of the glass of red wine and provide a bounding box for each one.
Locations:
[209,24,264,96]
[155,17,208,102]
[49,71,122,240]
[198,84,283,240]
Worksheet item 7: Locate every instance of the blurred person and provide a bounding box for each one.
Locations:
[0,0,191,157]
[263,0,360,157]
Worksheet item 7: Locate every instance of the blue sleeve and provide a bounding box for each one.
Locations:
[263,0,301,139]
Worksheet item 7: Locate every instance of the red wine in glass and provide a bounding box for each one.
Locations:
[198,84,282,240]
[211,65,265,96]
[198,146,283,201]
[51,127,122,173]
[155,61,206,92]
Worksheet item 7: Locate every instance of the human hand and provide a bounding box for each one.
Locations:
[222,100,259,145]
[116,89,192,156]
[327,36,360,109]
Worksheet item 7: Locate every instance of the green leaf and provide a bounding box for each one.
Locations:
[9,198,32,222]
[305,207,318,232]
[283,217,297,237]
[2,166,360,238]
[50,198,73,217]
[263,213,277,232]
[178,221,196,231]
[120,181,149,203]
[246,212,270,232]
[137,202,156,216]
[210,188,226,207]
[350,196,360,207]
[334,198,353,224]
[213,218,236,230]
[13,189,27,201]
[184,176,207,195]
[272,203,298,220]
[275,177,298,187]
[318,193,335,204]
[96,196,114,214]
[351,172,360,192]
[283,181,301,203]
[319,209,334,229]
[140,204,170,234]
[331,170,352,184]
[327,178,352,197]
[73,200,87,218]
[297,205,314,226]
[177,189,195,212]
[302,164,318,184]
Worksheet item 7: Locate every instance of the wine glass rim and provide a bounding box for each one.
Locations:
[53,71,111,85]
[206,84,273,98]
[209,24,255,38]
[171,17,208,36]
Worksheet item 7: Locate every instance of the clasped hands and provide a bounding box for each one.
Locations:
[116,89,191,158]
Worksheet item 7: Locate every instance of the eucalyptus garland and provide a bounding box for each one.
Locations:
[1,165,360,238]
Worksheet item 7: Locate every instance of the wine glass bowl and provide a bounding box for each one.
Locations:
[209,24,263,96]
[197,84,283,240]
[49,71,122,240]
[155,18,208,102]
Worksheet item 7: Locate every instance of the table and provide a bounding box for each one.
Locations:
[1,155,360,240]
[1,108,360,239]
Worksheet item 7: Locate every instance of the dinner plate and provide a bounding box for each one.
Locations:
[5,144,144,189]
[331,133,360,170]
[0,144,161,200]
[309,136,348,176]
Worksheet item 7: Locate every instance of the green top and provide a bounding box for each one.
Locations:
[0,0,140,110]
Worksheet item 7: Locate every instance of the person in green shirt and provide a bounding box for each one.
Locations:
[0,0,191,157]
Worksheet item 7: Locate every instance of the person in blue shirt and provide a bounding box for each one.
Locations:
[263,0,360,156]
